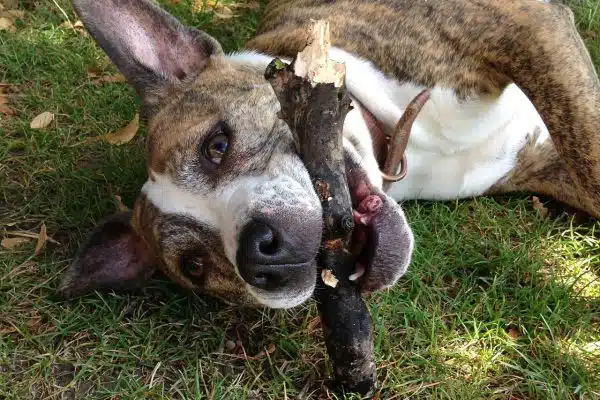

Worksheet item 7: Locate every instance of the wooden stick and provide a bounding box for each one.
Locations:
[264,20,377,397]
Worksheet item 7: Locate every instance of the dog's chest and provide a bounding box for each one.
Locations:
[228,49,550,201]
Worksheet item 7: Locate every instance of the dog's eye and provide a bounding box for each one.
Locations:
[181,253,204,278]
[202,130,229,165]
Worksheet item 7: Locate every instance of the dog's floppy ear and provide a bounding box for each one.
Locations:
[57,211,155,299]
[72,0,222,111]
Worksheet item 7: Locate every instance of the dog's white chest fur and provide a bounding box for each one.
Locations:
[229,49,550,201]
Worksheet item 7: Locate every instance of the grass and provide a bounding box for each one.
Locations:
[1,0,599,399]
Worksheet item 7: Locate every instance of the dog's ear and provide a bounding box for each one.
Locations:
[57,211,155,299]
[72,0,222,111]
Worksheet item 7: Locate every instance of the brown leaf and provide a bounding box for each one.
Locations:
[27,313,43,334]
[0,16,16,32]
[0,91,15,115]
[193,0,252,15]
[34,223,48,255]
[0,104,15,115]
[101,74,126,83]
[211,5,234,19]
[103,113,139,145]
[1,237,30,250]
[60,19,88,35]
[306,316,322,333]
[86,67,102,78]
[507,326,521,340]
[0,326,17,334]
[7,9,25,19]
[30,111,54,129]
[4,230,60,244]
[584,29,597,41]
[321,269,339,288]
[90,73,127,85]
[532,196,548,218]
[213,10,234,19]
[249,344,276,360]
[114,195,130,212]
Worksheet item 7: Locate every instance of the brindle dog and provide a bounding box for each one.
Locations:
[58,0,600,310]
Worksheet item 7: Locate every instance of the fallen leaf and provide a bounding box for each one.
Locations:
[507,326,521,340]
[306,316,321,333]
[27,313,43,334]
[30,111,54,129]
[249,344,276,360]
[103,113,139,145]
[532,196,548,218]
[584,29,597,41]
[86,67,102,78]
[0,326,17,334]
[60,19,88,35]
[213,10,234,19]
[89,73,127,85]
[0,91,15,115]
[192,0,252,15]
[1,237,30,250]
[0,104,15,115]
[114,195,129,212]
[4,230,60,244]
[266,343,276,354]
[0,16,15,32]
[321,269,338,288]
[73,20,85,30]
[101,74,127,83]
[7,9,24,19]
[34,223,47,255]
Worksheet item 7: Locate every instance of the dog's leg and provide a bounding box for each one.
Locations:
[498,4,600,218]
[483,3,600,218]
[485,128,592,215]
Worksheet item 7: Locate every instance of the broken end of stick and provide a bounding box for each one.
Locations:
[295,19,345,87]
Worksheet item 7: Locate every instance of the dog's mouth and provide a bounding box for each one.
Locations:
[339,147,414,293]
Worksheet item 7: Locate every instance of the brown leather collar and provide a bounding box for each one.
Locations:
[356,89,431,189]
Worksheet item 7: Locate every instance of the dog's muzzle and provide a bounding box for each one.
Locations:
[236,216,320,294]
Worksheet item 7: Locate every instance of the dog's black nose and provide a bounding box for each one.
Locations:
[238,221,294,265]
[237,219,319,291]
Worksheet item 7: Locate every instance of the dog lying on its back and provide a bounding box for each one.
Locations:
[58,0,600,309]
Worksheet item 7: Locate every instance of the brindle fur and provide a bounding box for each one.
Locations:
[247,0,600,218]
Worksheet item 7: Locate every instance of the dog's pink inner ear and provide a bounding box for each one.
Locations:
[72,0,221,98]
[122,11,212,81]
[57,212,155,299]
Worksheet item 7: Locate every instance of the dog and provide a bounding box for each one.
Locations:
[58,0,600,310]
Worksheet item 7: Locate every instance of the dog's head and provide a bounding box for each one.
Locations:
[58,0,413,308]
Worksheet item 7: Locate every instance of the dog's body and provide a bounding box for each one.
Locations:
[59,0,600,309]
